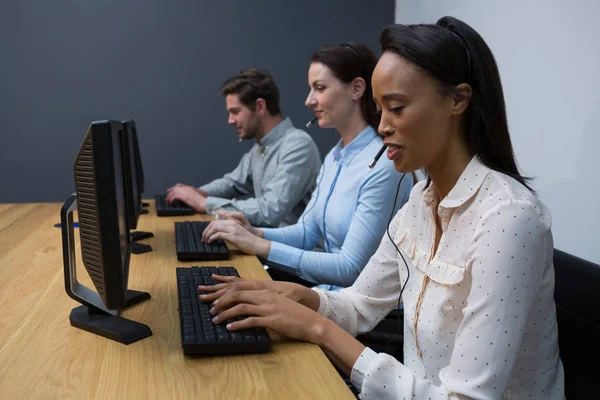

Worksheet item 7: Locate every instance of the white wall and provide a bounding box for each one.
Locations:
[395,0,600,263]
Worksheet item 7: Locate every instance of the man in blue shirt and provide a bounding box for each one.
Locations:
[166,69,321,228]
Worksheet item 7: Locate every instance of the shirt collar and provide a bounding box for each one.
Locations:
[257,117,292,148]
[332,126,377,165]
[422,155,491,209]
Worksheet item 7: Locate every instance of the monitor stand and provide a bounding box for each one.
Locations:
[131,242,152,255]
[130,231,154,254]
[131,231,154,241]
[69,289,151,344]
[61,194,152,345]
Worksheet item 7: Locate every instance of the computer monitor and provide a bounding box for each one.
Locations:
[61,120,152,344]
[130,120,150,209]
[121,119,153,253]
[131,120,145,195]
[121,120,142,231]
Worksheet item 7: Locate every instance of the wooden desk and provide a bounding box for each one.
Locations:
[0,202,353,399]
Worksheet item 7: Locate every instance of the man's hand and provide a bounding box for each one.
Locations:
[166,183,207,213]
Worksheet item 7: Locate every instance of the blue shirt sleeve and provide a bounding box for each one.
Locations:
[266,166,412,288]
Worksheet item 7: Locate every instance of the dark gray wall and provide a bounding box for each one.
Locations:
[0,0,394,203]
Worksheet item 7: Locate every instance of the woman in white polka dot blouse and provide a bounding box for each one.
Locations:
[199,16,565,399]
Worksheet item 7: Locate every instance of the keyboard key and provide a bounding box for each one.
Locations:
[242,332,256,343]
[183,326,196,335]
[229,332,243,343]
[183,335,197,344]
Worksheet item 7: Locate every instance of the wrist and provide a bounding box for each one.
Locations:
[255,238,271,259]
[251,227,264,238]
[197,194,208,213]
[308,315,335,347]
[295,286,320,311]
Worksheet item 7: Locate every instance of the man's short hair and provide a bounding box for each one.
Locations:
[220,69,281,116]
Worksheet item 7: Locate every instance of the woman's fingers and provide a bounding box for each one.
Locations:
[201,221,219,242]
[223,316,263,331]
[202,221,229,242]
[198,286,231,303]
[198,279,265,303]
[211,302,264,324]
[197,281,231,293]
[211,289,271,315]
[212,274,240,283]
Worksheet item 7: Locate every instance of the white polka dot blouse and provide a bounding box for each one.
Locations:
[315,156,565,399]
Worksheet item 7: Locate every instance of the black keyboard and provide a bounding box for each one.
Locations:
[175,221,230,261]
[176,266,271,355]
[155,194,195,216]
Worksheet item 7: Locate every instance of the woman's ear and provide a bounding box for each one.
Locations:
[451,83,472,115]
[351,77,366,100]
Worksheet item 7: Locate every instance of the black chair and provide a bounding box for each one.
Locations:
[355,309,404,361]
[553,249,600,400]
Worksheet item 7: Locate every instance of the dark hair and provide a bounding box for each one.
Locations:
[380,16,533,191]
[220,69,281,116]
[311,43,380,130]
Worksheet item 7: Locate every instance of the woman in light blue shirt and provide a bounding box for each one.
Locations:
[203,43,413,289]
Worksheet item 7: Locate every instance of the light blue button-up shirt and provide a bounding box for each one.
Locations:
[200,118,321,227]
[262,126,413,289]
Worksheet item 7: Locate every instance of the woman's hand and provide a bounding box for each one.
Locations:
[208,288,329,344]
[198,275,319,310]
[201,220,270,258]
[217,210,264,238]
[200,276,364,376]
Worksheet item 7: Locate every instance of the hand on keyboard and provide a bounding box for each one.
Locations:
[165,183,207,213]
[216,210,264,237]
[216,210,251,229]
[201,220,270,258]
[198,277,309,306]
[208,285,328,344]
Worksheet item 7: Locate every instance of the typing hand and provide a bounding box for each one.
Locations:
[217,210,250,229]
[201,220,270,257]
[165,184,206,213]
[198,276,308,305]
[216,210,263,237]
[208,288,328,343]
[166,183,195,196]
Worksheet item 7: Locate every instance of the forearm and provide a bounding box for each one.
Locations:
[201,178,238,199]
[208,197,278,227]
[267,243,361,287]
[253,238,271,259]
[312,317,365,377]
